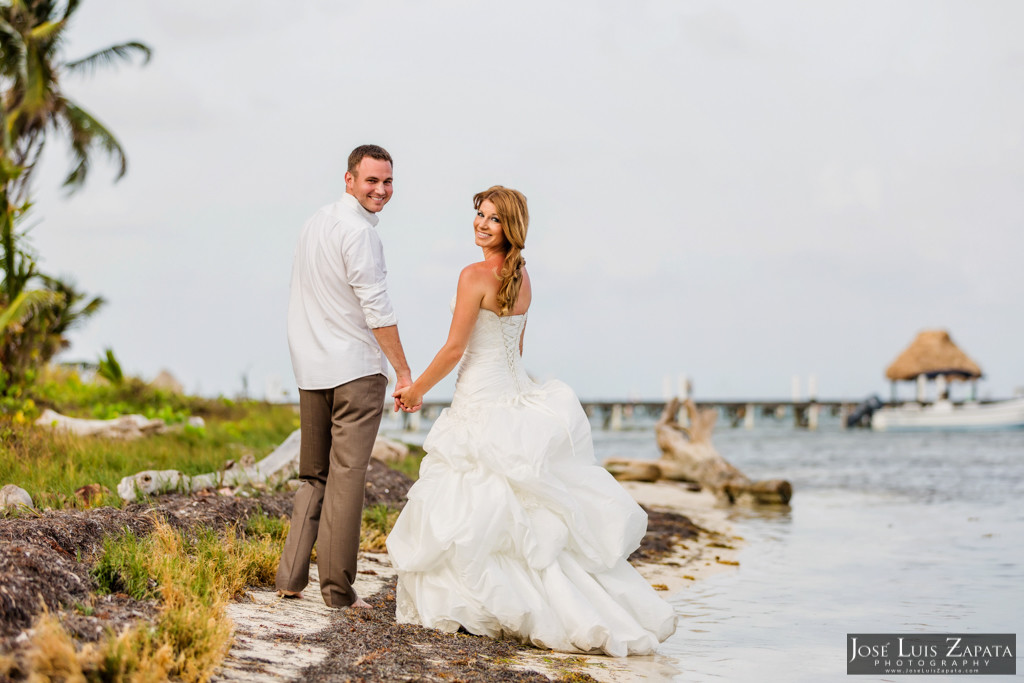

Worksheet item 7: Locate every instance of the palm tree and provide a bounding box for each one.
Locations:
[0,286,62,388]
[0,0,145,390]
[1,0,151,202]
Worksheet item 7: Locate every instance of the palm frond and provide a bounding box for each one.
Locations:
[8,134,41,202]
[0,156,23,184]
[61,0,83,22]
[27,20,63,43]
[74,293,105,321]
[0,18,27,82]
[0,288,63,331]
[20,43,57,114]
[35,272,106,333]
[57,98,127,190]
[65,41,151,76]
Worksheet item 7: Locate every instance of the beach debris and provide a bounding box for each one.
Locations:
[605,397,793,506]
[74,484,110,506]
[116,428,302,501]
[604,460,662,482]
[115,429,410,502]
[1,484,34,510]
[35,408,167,440]
[34,410,203,439]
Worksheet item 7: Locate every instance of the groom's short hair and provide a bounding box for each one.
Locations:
[348,145,393,174]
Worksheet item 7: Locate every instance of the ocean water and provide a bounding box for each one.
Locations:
[594,419,1024,682]
[382,413,1024,681]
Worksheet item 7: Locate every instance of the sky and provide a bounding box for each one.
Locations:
[24,0,1024,402]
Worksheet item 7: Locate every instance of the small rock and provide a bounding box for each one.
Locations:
[371,436,410,463]
[1,484,34,510]
[187,416,205,428]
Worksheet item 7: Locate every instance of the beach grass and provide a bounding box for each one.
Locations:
[20,511,289,682]
[0,370,427,680]
[0,401,299,509]
[361,502,401,552]
[386,444,426,481]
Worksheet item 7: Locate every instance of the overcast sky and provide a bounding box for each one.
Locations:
[26,0,1024,402]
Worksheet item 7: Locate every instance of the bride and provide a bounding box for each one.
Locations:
[388,186,676,656]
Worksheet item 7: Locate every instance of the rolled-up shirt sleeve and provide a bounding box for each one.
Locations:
[341,225,398,329]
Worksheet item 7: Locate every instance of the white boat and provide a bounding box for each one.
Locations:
[871,397,1024,431]
[868,329,1024,431]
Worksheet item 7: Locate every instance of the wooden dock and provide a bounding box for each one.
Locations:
[396,398,866,430]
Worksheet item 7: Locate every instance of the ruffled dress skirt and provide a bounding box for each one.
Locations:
[387,376,677,656]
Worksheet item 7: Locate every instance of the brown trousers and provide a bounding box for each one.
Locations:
[275,374,387,607]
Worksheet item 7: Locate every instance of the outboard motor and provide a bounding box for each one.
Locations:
[846,395,883,428]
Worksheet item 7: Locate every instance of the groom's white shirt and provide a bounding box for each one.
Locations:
[287,192,397,390]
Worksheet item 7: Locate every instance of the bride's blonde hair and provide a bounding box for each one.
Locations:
[474,185,529,315]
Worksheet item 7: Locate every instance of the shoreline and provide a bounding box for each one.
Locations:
[217,480,743,682]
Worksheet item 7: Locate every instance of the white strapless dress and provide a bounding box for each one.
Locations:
[386,307,676,656]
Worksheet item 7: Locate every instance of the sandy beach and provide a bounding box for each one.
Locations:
[216,480,743,682]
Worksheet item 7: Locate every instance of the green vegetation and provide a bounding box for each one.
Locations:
[96,348,124,385]
[92,529,154,598]
[361,502,401,552]
[388,443,426,481]
[0,366,299,509]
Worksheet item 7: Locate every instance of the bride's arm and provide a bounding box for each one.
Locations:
[395,265,488,408]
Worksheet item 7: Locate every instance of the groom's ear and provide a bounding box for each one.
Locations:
[343,171,354,190]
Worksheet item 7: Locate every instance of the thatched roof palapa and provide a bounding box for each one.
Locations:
[885,330,982,381]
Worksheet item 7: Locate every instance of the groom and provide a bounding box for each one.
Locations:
[276,144,416,608]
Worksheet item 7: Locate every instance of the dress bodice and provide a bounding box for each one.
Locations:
[451,307,532,408]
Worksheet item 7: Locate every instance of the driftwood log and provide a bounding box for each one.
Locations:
[115,429,410,501]
[605,397,792,506]
[36,408,172,440]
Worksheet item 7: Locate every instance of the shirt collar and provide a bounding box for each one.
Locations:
[340,192,380,227]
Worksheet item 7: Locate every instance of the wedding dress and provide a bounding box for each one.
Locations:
[386,306,677,656]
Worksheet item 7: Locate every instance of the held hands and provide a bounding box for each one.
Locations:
[393,377,423,413]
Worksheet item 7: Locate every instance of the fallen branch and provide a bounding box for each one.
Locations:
[605,398,792,506]
[35,408,169,440]
[116,429,302,501]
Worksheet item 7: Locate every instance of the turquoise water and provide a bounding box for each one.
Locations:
[383,416,1023,681]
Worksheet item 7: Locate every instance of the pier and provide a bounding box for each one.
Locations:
[396,399,864,431]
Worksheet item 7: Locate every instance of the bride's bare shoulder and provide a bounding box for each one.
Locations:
[459,260,496,282]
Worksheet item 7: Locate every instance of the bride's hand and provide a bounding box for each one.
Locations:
[393,384,424,413]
